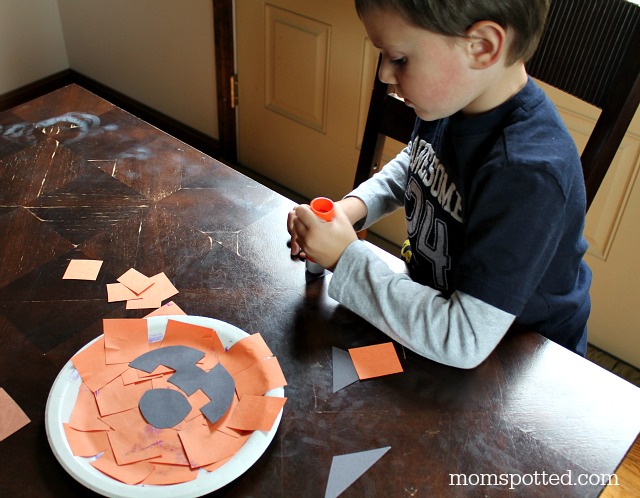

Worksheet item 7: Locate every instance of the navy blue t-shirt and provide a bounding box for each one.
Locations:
[403,78,591,352]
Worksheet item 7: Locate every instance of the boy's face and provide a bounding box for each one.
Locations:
[361,8,490,121]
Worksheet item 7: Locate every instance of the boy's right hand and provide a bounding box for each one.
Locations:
[286,197,367,261]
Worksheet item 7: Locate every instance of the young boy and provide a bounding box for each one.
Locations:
[287,0,591,369]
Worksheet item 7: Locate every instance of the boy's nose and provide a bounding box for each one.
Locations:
[378,58,398,85]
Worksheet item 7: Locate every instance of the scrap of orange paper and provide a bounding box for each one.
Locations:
[217,425,245,439]
[234,356,287,397]
[348,342,403,380]
[71,337,129,392]
[203,455,234,472]
[126,272,178,310]
[141,463,198,485]
[148,428,191,466]
[150,372,182,391]
[106,415,164,465]
[144,301,186,318]
[198,349,220,371]
[0,388,31,441]
[172,412,207,433]
[206,394,239,433]
[103,318,149,364]
[228,395,287,432]
[95,376,150,417]
[121,367,164,385]
[62,259,103,280]
[63,424,109,457]
[126,296,162,310]
[106,283,141,303]
[178,423,247,468]
[68,383,111,431]
[186,389,215,425]
[117,268,154,295]
[91,447,155,485]
[100,405,148,432]
[220,333,273,375]
[161,320,215,351]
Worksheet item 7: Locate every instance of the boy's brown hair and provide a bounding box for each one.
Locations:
[355,0,551,64]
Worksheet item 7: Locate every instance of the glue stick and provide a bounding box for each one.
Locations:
[305,197,335,274]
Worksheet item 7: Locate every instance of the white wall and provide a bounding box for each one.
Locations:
[0,0,69,94]
[57,0,218,138]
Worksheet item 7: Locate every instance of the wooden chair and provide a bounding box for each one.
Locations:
[354,0,640,211]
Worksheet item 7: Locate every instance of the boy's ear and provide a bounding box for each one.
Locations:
[464,21,506,69]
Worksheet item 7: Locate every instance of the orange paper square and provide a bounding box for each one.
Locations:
[94,375,150,417]
[178,424,245,468]
[227,395,287,432]
[220,333,273,375]
[141,463,198,485]
[103,318,149,364]
[62,259,103,280]
[117,268,153,294]
[63,424,109,457]
[68,383,111,431]
[233,356,287,397]
[106,418,164,465]
[126,272,178,309]
[91,447,155,484]
[348,342,403,380]
[161,319,215,351]
[71,337,129,392]
[106,283,141,302]
[0,388,30,441]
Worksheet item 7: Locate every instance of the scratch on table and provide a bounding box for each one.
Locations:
[231,231,241,256]
[37,173,48,198]
[50,140,60,159]
[404,486,419,497]
[198,230,213,250]
[25,209,46,222]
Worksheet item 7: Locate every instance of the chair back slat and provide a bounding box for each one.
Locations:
[527,0,640,109]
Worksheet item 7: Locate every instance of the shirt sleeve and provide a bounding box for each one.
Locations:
[328,241,515,369]
[345,145,411,230]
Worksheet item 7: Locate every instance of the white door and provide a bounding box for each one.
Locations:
[235,0,406,244]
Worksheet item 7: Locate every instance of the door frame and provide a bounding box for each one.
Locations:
[213,0,237,163]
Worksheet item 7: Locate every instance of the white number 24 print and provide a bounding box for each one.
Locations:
[405,177,451,290]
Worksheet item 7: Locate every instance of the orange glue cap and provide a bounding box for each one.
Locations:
[309,197,335,221]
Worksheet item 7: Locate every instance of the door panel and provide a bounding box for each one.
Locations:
[264,5,330,133]
[236,0,406,244]
[236,0,365,201]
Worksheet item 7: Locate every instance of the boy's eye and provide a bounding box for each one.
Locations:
[390,56,407,66]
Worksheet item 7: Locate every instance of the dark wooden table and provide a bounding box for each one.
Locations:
[1,85,639,497]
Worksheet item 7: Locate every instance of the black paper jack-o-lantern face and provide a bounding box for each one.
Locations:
[130,346,235,429]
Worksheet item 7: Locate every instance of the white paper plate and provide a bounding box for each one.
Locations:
[45,315,284,498]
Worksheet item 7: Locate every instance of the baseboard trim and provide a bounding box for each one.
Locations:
[0,70,75,111]
[0,70,220,158]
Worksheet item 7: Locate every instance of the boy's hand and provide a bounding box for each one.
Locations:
[287,207,307,260]
[289,202,359,270]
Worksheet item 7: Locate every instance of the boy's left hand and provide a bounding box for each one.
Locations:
[290,202,358,270]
